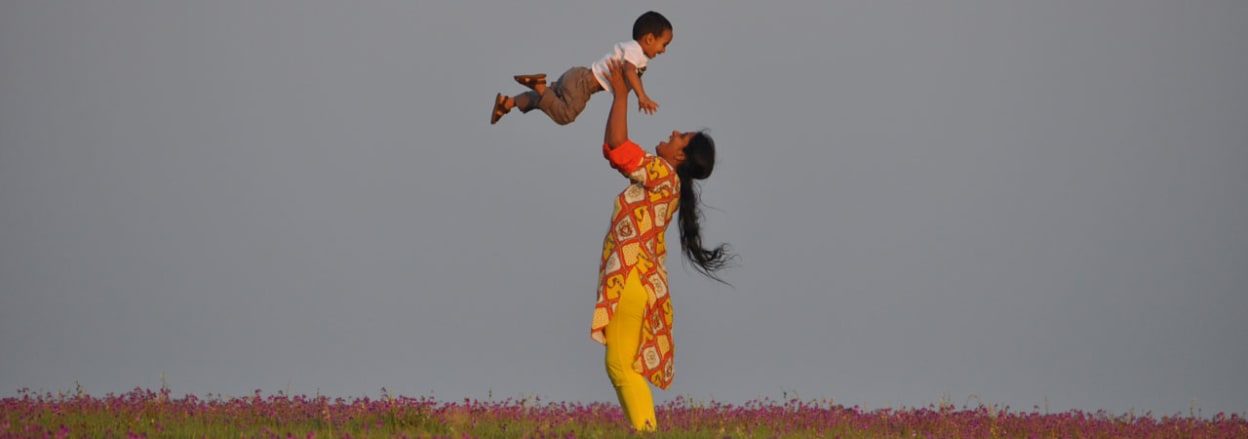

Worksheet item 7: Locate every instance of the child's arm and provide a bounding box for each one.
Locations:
[623,61,658,115]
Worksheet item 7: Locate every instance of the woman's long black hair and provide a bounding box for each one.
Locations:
[675,131,733,283]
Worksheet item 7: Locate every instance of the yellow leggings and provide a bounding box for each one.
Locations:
[604,269,657,432]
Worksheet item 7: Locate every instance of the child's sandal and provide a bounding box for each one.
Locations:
[490,93,508,124]
[513,74,547,90]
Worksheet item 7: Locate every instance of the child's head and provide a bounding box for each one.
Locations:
[633,11,673,59]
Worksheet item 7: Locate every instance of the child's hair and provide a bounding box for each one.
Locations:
[675,131,734,284]
[633,11,672,41]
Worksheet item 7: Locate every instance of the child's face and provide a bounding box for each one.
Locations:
[641,29,673,59]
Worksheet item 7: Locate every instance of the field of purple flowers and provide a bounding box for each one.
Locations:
[2,387,1244,438]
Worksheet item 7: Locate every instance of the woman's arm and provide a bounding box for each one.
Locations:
[603,59,631,149]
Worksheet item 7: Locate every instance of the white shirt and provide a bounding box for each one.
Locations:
[591,40,649,93]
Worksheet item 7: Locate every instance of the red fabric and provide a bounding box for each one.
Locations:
[603,141,646,175]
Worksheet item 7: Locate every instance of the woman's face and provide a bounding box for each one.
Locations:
[657,130,694,166]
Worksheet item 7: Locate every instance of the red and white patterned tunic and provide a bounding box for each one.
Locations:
[590,140,680,390]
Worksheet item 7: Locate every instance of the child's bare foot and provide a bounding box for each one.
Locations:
[491,93,511,124]
[514,74,547,94]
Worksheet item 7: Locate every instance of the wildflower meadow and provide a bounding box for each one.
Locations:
[2,387,1244,438]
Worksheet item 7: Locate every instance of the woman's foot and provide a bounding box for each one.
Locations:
[514,74,547,94]
[490,93,511,124]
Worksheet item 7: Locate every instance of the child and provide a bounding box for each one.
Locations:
[490,11,673,125]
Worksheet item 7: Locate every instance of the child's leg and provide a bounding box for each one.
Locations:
[514,74,547,95]
[495,67,599,125]
[510,91,542,113]
[528,66,599,125]
[491,90,540,124]
[604,268,658,432]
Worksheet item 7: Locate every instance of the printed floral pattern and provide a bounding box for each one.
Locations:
[590,140,680,390]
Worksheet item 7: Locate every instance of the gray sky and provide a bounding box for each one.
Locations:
[2,0,1245,416]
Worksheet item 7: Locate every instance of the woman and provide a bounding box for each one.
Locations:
[589,59,732,432]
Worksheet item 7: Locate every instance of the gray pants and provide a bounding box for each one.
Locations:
[518,66,602,125]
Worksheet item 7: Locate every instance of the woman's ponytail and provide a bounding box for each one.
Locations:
[675,131,733,283]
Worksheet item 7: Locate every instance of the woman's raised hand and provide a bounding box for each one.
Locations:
[605,58,629,96]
